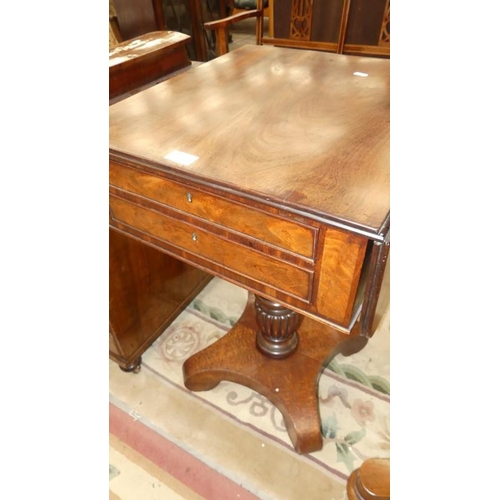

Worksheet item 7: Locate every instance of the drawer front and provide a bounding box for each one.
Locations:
[110,196,313,301]
[315,228,368,327]
[110,161,316,258]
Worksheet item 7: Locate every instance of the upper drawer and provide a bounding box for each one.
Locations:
[110,161,316,259]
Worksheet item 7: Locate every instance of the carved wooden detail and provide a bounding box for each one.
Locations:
[255,295,300,358]
[290,0,313,41]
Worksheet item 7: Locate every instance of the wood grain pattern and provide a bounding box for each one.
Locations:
[110,161,317,258]
[109,46,389,235]
[315,227,367,326]
[109,181,369,329]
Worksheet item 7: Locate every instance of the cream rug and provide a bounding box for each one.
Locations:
[110,267,389,500]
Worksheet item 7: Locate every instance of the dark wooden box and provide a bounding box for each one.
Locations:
[109,31,191,101]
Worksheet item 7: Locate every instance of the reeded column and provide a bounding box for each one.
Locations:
[254,295,300,358]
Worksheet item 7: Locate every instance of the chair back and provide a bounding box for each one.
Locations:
[205,0,389,58]
[261,0,389,57]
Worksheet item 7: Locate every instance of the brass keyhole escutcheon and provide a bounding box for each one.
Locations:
[192,232,198,242]
[186,192,193,203]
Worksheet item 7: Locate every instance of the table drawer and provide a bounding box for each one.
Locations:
[110,196,313,301]
[110,161,316,259]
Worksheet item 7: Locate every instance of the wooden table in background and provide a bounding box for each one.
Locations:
[109,45,390,453]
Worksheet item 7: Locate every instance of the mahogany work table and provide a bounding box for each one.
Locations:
[109,45,390,454]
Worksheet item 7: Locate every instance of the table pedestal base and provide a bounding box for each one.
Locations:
[183,294,367,454]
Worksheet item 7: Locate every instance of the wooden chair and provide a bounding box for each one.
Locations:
[204,0,389,58]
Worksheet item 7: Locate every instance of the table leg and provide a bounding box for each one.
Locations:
[182,294,365,454]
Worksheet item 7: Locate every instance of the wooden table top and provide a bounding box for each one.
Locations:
[109,45,389,236]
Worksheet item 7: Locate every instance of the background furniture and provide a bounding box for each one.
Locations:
[112,0,227,61]
[229,0,270,20]
[109,31,193,101]
[109,230,211,372]
[205,0,389,57]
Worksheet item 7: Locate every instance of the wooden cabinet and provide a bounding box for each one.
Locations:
[109,228,211,372]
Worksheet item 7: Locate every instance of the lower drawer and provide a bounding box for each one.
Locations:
[110,196,313,302]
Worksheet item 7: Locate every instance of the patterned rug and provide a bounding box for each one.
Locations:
[109,268,389,499]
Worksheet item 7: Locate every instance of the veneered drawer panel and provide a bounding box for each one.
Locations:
[110,162,315,258]
[316,227,368,327]
[110,196,312,301]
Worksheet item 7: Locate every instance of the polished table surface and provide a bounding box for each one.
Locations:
[109,45,389,235]
[109,45,389,453]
